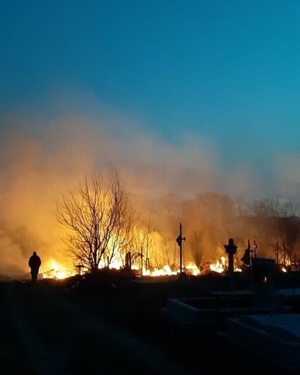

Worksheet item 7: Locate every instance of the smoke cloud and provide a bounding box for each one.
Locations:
[0,104,299,277]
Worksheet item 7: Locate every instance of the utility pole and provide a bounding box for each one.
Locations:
[176,222,186,274]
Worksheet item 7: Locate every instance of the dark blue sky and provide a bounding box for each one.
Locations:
[1,0,300,199]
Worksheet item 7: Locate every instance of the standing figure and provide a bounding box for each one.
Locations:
[28,251,42,283]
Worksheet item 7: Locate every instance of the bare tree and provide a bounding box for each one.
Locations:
[56,169,135,272]
[248,198,297,217]
[188,229,205,270]
[126,214,155,273]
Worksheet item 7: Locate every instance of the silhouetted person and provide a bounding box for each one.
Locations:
[28,251,41,283]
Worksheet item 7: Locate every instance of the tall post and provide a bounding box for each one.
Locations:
[224,238,237,288]
[176,222,186,274]
[140,246,143,276]
[179,223,183,273]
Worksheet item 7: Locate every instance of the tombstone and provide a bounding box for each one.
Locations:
[224,238,237,287]
[251,257,276,306]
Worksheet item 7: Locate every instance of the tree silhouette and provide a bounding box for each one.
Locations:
[56,168,135,272]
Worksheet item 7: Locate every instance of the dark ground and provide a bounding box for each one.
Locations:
[1,271,300,375]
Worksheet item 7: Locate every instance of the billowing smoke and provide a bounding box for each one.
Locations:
[0,107,299,277]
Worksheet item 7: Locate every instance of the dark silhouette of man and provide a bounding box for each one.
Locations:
[28,251,42,283]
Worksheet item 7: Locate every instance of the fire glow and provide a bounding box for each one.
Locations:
[41,260,76,280]
[38,257,237,280]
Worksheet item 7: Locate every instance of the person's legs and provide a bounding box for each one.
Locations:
[31,270,38,283]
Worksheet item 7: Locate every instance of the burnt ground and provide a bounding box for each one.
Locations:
[1,272,300,375]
